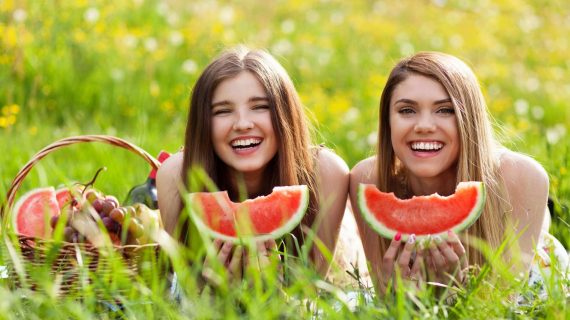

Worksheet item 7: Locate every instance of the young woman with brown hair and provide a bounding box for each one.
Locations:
[156,46,349,279]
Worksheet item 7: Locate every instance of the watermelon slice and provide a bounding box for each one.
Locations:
[186,185,309,242]
[358,181,485,240]
[12,187,60,238]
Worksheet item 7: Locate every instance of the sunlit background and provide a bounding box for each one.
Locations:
[1,0,569,241]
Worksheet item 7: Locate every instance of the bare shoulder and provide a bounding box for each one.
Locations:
[350,156,377,185]
[156,151,184,186]
[499,149,549,191]
[156,151,184,234]
[317,148,349,175]
[498,149,549,224]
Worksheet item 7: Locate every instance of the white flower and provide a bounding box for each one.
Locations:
[546,124,566,145]
[144,37,158,52]
[13,9,27,23]
[514,99,529,116]
[182,59,197,74]
[367,132,378,146]
[169,31,184,47]
[219,6,234,25]
[344,108,359,123]
[123,34,138,48]
[84,7,100,23]
[281,20,295,34]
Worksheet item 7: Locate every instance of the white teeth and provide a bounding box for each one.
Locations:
[231,138,262,147]
[411,141,443,151]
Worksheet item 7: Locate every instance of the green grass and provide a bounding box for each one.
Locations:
[1,0,569,318]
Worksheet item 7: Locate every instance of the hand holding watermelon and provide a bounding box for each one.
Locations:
[201,239,280,286]
[422,230,468,285]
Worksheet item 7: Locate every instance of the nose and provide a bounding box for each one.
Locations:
[414,112,436,133]
[232,110,254,131]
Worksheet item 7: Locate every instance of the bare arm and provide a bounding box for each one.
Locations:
[311,149,350,276]
[500,150,549,273]
[348,157,384,288]
[156,152,184,235]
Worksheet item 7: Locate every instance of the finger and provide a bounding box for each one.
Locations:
[219,241,233,266]
[228,246,243,276]
[212,238,224,252]
[382,233,402,274]
[265,239,277,252]
[410,249,424,277]
[397,234,416,276]
[447,230,468,270]
[436,236,460,271]
[428,237,446,269]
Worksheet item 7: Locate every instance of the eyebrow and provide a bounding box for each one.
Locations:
[211,96,269,108]
[393,98,452,105]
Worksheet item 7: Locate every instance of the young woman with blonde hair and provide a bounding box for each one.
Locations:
[157,46,349,279]
[349,51,556,294]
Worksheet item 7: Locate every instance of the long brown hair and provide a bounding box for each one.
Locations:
[181,46,318,250]
[376,52,510,265]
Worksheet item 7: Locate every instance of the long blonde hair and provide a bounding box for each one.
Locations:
[376,52,510,265]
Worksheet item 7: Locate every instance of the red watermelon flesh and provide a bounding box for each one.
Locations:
[187,185,309,242]
[12,187,60,238]
[358,181,485,240]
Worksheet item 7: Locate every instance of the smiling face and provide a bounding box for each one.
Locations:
[389,74,460,184]
[211,71,278,180]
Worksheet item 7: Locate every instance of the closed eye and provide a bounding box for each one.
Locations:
[212,108,232,115]
[252,104,270,111]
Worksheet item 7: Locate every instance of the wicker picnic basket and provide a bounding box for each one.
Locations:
[1,135,162,295]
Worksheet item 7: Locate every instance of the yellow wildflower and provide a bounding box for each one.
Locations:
[9,104,19,114]
[28,126,38,136]
[0,117,7,128]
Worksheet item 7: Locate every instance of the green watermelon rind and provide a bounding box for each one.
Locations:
[358,181,486,241]
[186,185,309,243]
[11,186,59,237]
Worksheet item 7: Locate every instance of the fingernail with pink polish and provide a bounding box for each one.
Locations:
[394,232,402,241]
[408,234,416,244]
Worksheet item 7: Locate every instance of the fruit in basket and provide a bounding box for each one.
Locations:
[357,181,485,241]
[12,187,60,238]
[13,184,162,245]
[186,185,309,242]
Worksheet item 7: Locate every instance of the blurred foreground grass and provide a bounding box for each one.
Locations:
[1,0,569,318]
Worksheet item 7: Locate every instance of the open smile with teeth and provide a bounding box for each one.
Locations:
[231,138,263,149]
[410,141,444,151]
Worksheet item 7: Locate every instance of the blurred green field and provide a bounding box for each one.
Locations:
[1,0,569,318]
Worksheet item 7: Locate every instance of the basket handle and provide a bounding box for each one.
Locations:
[1,135,162,218]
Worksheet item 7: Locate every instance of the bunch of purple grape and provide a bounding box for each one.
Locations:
[49,189,145,245]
